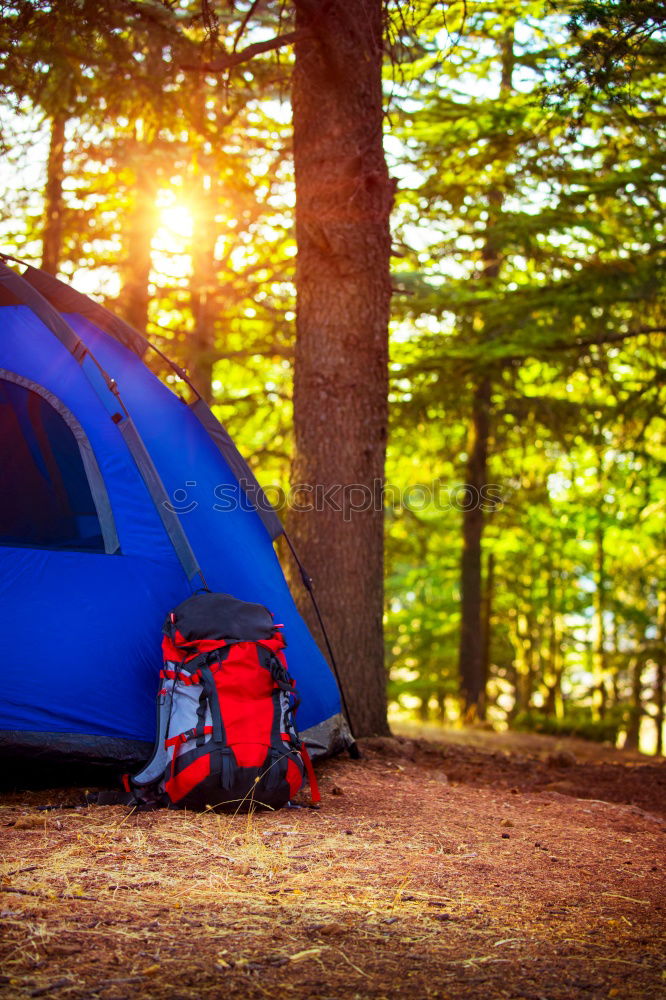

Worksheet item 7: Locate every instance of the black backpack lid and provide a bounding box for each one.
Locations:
[166,592,275,642]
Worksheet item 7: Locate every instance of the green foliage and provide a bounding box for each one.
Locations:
[384,0,666,748]
[0,0,297,488]
[0,0,664,749]
[554,0,666,119]
[512,708,622,744]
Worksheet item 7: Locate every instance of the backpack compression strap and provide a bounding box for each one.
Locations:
[300,745,321,804]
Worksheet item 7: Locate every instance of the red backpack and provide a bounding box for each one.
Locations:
[126,592,319,811]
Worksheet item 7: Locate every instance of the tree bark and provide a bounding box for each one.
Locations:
[41,114,67,274]
[288,0,392,736]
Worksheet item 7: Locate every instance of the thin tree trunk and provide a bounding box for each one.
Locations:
[592,514,609,719]
[41,114,67,274]
[609,612,621,706]
[480,549,495,718]
[459,375,491,715]
[507,608,530,719]
[457,26,513,718]
[190,178,218,402]
[542,558,564,718]
[418,696,431,722]
[523,605,537,711]
[117,146,154,335]
[436,687,447,723]
[288,0,393,736]
[656,590,665,756]
[624,649,645,751]
[544,615,564,719]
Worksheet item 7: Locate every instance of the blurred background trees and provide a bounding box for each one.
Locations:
[1,0,664,750]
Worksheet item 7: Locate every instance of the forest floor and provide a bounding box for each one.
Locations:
[1,729,665,1000]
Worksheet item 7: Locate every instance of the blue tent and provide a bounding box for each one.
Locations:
[0,259,350,768]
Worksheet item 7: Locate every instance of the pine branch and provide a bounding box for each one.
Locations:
[545,325,666,353]
[232,0,264,55]
[180,29,302,73]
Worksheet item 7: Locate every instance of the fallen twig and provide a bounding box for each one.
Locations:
[1,865,39,878]
[29,979,72,997]
[0,887,97,901]
[113,806,138,829]
[602,893,649,905]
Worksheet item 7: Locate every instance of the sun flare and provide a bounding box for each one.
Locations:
[158,203,194,240]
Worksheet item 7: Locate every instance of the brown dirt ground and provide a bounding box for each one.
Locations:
[1,731,665,1000]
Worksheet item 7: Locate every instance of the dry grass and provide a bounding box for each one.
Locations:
[1,734,665,999]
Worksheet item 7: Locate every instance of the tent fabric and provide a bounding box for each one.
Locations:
[0,262,349,767]
[24,265,282,542]
[189,397,283,541]
[24,264,150,359]
[0,264,83,355]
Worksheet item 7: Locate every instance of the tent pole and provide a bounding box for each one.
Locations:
[283,532,360,758]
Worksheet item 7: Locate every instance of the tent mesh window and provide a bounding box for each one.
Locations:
[0,376,104,551]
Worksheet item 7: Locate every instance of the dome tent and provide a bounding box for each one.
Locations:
[0,258,351,772]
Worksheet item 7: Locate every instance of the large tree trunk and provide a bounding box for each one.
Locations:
[289,0,392,736]
[41,114,67,274]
